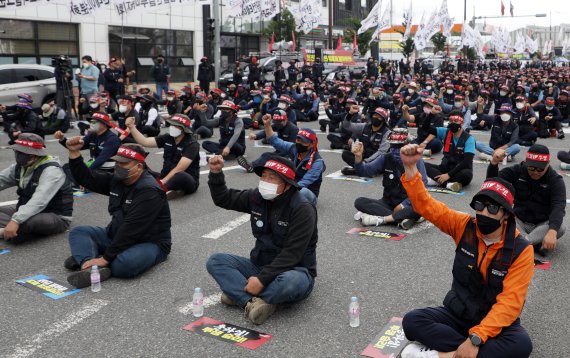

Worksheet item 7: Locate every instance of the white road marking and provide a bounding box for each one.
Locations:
[405,220,434,235]
[0,200,18,207]
[6,299,109,358]
[178,293,222,315]
[319,149,343,153]
[45,139,60,142]
[325,170,343,178]
[199,165,243,175]
[202,213,251,239]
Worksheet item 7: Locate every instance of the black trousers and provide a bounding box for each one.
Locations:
[354,197,420,222]
[164,172,198,194]
[425,163,473,186]
[202,141,245,157]
[0,205,70,244]
[403,306,532,357]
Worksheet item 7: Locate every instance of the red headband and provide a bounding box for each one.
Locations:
[15,139,45,149]
[92,112,110,122]
[480,181,514,207]
[170,115,191,127]
[526,152,550,162]
[264,160,295,180]
[297,129,317,142]
[273,114,287,121]
[116,147,145,162]
[449,115,464,124]
[389,133,408,142]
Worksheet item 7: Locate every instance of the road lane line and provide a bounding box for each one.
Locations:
[202,213,251,239]
[7,299,109,358]
[0,200,18,207]
[179,293,221,315]
[199,165,242,175]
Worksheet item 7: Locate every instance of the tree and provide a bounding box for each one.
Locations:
[341,17,374,55]
[431,33,447,54]
[395,21,414,60]
[260,9,301,49]
[465,47,478,61]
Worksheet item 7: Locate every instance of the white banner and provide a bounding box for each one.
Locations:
[226,0,278,20]
[525,35,538,54]
[514,34,525,54]
[357,0,381,35]
[369,0,390,43]
[289,0,322,34]
[491,27,510,53]
[438,0,453,38]
[403,1,413,40]
[70,0,108,16]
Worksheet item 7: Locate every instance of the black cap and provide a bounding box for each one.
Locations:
[525,144,550,169]
[253,153,299,188]
[470,177,515,213]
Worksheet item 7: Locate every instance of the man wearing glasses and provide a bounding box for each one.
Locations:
[487,144,566,256]
[397,143,534,358]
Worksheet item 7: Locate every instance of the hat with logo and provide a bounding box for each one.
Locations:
[111,144,148,163]
[166,114,192,133]
[525,144,550,169]
[470,177,515,213]
[10,133,47,156]
[253,153,299,188]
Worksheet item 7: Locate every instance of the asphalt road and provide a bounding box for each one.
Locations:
[0,109,568,358]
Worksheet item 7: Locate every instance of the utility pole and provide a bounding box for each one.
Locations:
[212,0,221,86]
[328,0,333,49]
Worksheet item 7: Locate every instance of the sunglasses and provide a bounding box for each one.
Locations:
[527,166,544,173]
[471,200,502,215]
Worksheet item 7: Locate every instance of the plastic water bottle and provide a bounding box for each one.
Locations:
[349,296,360,327]
[192,288,204,317]
[91,265,101,293]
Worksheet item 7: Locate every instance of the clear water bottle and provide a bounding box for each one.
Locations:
[349,296,360,327]
[91,265,101,293]
[192,287,204,317]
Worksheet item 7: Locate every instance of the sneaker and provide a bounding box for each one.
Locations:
[507,155,513,162]
[401,342,439,358]
[166,190,185,200]
[237,155,254,173]
[398,218,416,230]
[64,256,80,271]
[244,297,277,325]
[478,152,492,161]
[447,182,462,192]
[67,267,111,289]
[360,213,385,226]
[557,131,565,139]
[561,163,570,170]
[221,292,237,306]
[341,166,357,176]
[422,149,432,157]
[353,211,363,221]
[417,216,425,223]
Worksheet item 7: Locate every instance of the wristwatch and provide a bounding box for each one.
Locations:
[469,333,482,346]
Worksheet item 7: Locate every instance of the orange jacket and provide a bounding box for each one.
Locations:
[401,171,534,343]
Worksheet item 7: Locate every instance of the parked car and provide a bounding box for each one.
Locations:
[0,64,57,109]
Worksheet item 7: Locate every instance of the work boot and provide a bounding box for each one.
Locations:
[557,130,565,139]
[360,213,386,226]
[220,293,237,306]
[244,297,276,325]
[64,256,80,271]
[398,218,416,230]
[67,267,111,289]
[341,166,357,176]
[237,156,254,173]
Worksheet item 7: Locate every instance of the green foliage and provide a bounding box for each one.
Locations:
[399,37,415,59]
[260,9,301,48]
[341,17,374,55]
[431,33,447,54]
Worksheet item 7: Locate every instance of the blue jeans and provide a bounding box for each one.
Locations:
[300,187,317,206]
[68,226,168,278]
[206,253,314,307]
[155,82,169,99]
[476,142,520,158]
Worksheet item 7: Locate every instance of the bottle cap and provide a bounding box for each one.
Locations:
[92,265,98,270]
[351,296,358,302]
[194,287,202,293]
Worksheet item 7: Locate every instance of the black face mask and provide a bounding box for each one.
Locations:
[393,100,400,105]
[476,214,503,235]
[448,122,461,133]
[274,122,284,130]
[15,151,33,167]
[113,164,138,182]
[141,101,152,109]
[296,143,309,153]
[371,118,384,127]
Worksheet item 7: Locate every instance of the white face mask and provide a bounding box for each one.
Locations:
[119,105,128,113]
[547,83,553,87]
[516,102,524,110]
[90,103,99,109]
[500,114,511,122]
[447,89,453,95]
[546,105,554,111]
[426,86,432,91]
[167,97,174,101]
[500,91,507,96]
[277,102,287,110]
[305,90,313,95]
[409,89,415,94]
[169,126,182,137]
[454,102,463,108]
[258,180,280,200]
[90,122,101,132]
[423,107,432,114]
[83,63,90,68]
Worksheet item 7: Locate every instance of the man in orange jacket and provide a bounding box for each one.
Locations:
[398,143,534,358]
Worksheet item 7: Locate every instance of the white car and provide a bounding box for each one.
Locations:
[0,64,57,109]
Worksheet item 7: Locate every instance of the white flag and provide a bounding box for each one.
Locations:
[514,34,525,54]
[226,0,279,20]
[289,0,322,34]
[425,9,441,41]
[414,11,428,51]
[438,0,454,38]
[370,1,391,43]
[357,0,382,35]
[403,1,413,40]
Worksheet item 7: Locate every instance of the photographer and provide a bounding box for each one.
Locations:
[53,55,74,111]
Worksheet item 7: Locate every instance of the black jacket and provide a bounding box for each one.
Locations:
[208,171,318,286]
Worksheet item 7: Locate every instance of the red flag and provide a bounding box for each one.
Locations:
[510,1,514,16]
[353,30,357,53]
[336,35,342,50]
[268,33,275,52]
[501,0,505,15]
[291,31,296,52]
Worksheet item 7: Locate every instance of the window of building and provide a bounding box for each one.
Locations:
[0,20,79,65]
[109,26,194,82]
[345,0,352,11]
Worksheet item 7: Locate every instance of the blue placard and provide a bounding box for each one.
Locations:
[16,274,81,300]
[0,249,10,255]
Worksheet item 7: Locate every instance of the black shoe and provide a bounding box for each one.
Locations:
[67,267,112,289]
[398,218,416,230]
[237,155,254,173]
[341,166,357,176]
[166,190,185,200]
[64,256,80,271]
[557,131,565,139]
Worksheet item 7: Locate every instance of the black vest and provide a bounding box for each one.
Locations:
[88,130,115,160]
[359,124,388,157]
[219,115,245,147]
[249,189,317,277]
[295,151,325,196]
[161,135,200,181]
[381,153,407,207]
[442,130,472,170]
[443,219,530,323]
[489,121,517,149]
[106,172,171,248]
[16,162,73,217]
